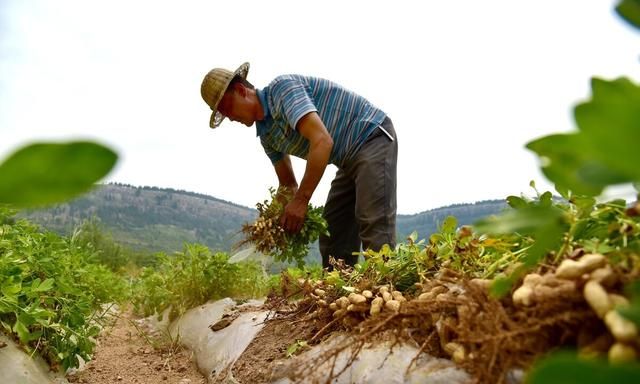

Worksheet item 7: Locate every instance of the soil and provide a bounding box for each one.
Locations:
[68,307,207,384]
[231,313,321,384]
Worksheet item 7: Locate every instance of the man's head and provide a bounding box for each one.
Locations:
[200,62,254,128]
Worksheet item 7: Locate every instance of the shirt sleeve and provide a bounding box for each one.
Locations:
[269,77,318,133]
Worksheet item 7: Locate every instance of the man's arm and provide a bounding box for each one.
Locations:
[274,154,298,204]
[280,112,333,233]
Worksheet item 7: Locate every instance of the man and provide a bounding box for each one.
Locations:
[200,62,397,269]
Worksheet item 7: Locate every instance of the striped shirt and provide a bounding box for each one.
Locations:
[255,75,387,167]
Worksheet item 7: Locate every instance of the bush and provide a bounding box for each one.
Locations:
[132,243,267,319]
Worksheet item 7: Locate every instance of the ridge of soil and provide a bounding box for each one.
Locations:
[69,307,206,384]
[231,313,320,384]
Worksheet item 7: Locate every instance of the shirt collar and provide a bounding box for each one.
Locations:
[255,88,270,137]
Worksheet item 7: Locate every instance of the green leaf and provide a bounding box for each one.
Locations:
[539,191,553,207]
[616,0,640,30]
[13,320,32,344]
[572,196,596,218]
[441,216,457,234]
[17,311,36,327]
[506,196,528,209]
[573,78,640,180]
[555,184,570,200]
[527,351,640,383]
[33,278,55,292]
[526,133,625,196]
[1,280,22,297]
[0,141,118,208]
[527,77,640,197]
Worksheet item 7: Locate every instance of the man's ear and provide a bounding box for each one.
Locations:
[233,82,247,97]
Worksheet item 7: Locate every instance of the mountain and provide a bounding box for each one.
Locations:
[397,200,509,241]
[20,183,256,253]
[20,183,508,255]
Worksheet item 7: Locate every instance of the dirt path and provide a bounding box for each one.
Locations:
[68,308,207,384]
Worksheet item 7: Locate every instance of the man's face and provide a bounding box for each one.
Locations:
[217,84,254,127]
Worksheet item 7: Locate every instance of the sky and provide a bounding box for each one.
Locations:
[0,0,638,214]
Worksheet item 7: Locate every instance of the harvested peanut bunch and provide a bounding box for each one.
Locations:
[511,253,639,364]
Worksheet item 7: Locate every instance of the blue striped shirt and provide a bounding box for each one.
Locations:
[255,75,387,167]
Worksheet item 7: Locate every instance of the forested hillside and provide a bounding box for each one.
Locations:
[21,183,256,253]
[21,183,506,254]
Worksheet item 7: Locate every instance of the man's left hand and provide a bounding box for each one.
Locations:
[281,196,308,233]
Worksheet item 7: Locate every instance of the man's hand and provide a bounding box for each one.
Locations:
[281,196,308,233]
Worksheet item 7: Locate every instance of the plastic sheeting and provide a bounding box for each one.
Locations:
[270,334,472,384]
[159,299,472,383]
[0,334,68,384]
[166,299,269,381]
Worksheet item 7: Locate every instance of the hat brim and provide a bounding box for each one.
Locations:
[209,62,250,128]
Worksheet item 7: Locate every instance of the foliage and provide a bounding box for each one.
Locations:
[618,280,640,327]
[240,188,328,268]
[0,141,117,208]
[0,208,128,371]
[527,78,640,196]
[266,264,325,297]
[286,339,309,358]
[131,243,267,320]
[527,352,640,384]
[522,1,640,380]
[616,0,640,30]
[22,183,507,263]
[70,217,158,270]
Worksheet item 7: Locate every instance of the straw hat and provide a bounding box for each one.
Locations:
[200,62,250,128]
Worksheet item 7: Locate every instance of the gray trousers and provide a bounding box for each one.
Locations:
[319,116,397,268]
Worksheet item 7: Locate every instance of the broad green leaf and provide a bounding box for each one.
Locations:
[1,280,22,296]
[526,133,627,196]
[522,222,565,267]
[573,78,640,181]
[506,196,528,209]
[616,0,640,30]
[33,278,54,292]
[571,196,596,218]
[13,320,32,343]
[539,191,553,207]
[527,78,640,196]
[0,141,118,208]
[555,184,570,200]
[441,216,457,234]
[527,351,640,383]
[30,278,42,290]
[18,311,36,327]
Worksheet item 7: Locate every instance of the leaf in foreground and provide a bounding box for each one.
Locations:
[0,141,118,207]
[526,77,640,196]
[526,352,640,383]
